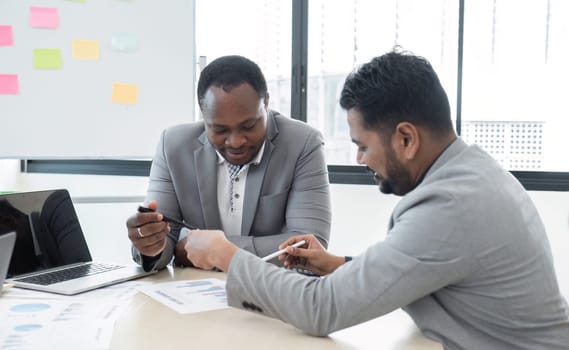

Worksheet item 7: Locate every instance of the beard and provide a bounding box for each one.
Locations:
[371,149,416,196]
[379,177,395,195]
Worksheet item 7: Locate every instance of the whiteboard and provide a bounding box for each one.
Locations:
[0,0,195,159]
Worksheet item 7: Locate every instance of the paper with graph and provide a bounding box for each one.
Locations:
[0,299,127,349]
[139,278,229,314]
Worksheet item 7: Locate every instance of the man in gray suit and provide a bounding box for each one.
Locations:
[126,55,331,272]
[183,50,569,349]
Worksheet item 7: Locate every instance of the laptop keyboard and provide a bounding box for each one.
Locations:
[14,263,124,286]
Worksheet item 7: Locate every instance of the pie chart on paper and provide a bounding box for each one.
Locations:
[9,303,51,313]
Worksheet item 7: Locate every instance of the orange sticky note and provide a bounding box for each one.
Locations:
[112,83,138,104]
[72,39,99,60]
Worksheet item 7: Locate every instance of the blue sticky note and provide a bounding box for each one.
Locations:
[111,33,138,53]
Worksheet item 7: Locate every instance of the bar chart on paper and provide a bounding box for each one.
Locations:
[139,278,229,314]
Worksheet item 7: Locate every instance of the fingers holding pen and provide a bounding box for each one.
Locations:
[278,234,324,258]
[277,233,342,276]
[126,202,170,256]
[276,235,317,269]
[136,221,170,241]
[137,232,168,256]
[278,234,312,250]
[127,214,166,237]
[281,245,314,268]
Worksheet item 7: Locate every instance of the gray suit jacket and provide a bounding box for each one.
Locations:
[225,138,569,349]
[133,111,331,271]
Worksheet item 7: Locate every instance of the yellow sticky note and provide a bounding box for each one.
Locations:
[33,48,62,69]
[72,40,99,60]
[112,83,138,104]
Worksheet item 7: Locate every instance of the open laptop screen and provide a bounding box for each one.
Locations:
[0,189,92,278]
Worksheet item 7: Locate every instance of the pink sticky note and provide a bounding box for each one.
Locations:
[0,74,19,95]
[0,25,13,46]
[30,7,59,29]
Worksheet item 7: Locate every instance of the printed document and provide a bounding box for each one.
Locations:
[139,278,229,314]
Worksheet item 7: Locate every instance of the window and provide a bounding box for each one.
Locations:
[306,0,459,165]
[195,0,292,117]
[23,0,569,190]
[462,0,569,172]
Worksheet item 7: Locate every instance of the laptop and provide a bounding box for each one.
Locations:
[0,231,16,297]
[0,189,155,295]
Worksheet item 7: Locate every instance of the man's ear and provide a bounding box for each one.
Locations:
[393,122,420,160]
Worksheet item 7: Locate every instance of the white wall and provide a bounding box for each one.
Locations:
[1,159,567,297]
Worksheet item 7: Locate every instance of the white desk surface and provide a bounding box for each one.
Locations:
[111,267,441,350]
[2,266,441,350]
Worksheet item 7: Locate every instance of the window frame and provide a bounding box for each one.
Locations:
[24,0,569,191]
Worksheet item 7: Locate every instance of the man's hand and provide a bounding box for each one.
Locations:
[126,200,169,257]
[185,230,238,271]
[278,234,345,276]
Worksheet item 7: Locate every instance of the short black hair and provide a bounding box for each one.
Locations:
[197,55,268,110]
[340,49,452,136]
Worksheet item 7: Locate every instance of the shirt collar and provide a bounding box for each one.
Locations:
[215,141,266,166]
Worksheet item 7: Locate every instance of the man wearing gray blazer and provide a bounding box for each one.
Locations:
[183,51,569,349]
[126,55,331,272]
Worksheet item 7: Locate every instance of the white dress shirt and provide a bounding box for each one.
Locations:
[216,142,265,236]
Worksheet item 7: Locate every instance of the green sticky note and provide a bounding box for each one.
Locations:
[33,48,62,69]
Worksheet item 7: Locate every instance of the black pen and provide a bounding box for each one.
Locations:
[137,206,198,230]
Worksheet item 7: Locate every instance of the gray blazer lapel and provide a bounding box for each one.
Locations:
[241,112,278,235]
[195,134,222,229]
